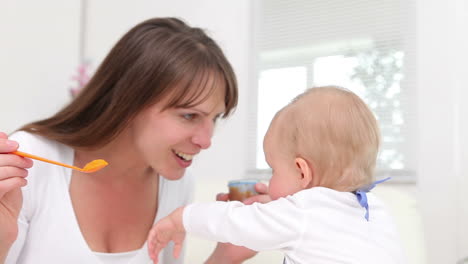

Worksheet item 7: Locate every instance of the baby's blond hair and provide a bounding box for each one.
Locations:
[273,86,380,191]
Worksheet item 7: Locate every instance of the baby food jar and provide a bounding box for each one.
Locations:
[228,179,260,201]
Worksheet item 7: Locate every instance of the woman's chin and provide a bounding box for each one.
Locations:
[160,169,186,181]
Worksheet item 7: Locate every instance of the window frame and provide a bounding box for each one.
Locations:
[245,1,417,183]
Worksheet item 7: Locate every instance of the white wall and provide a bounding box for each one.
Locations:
[416,0,468,262]
[0,0,80,133]
[454,0,468,258]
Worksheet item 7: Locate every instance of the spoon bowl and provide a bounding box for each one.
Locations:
[81,159,109,173]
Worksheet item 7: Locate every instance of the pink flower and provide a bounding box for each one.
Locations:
[70,63,92,98]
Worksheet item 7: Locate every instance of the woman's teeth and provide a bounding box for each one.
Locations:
[175,151,194,161]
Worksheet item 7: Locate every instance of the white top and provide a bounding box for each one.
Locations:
[6,131,194,264]
[94,249,139,264]
[184,187,406,264]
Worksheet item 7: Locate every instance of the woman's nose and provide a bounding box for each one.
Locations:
[192,121,213,149]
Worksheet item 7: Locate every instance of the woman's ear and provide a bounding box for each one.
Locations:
[295,157,313,188]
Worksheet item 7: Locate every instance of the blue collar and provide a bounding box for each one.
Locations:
[354,177,391,221]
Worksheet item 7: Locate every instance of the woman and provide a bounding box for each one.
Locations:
[0,17,261,264]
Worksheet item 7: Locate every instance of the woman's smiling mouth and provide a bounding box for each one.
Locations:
[173,150,194,161]
[173,150,195,168]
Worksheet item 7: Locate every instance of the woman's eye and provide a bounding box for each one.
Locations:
[183,113,196,120]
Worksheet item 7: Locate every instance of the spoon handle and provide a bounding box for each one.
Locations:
[12,150,81,171]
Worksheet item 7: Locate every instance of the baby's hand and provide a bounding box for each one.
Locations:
[147,207,186,264]
[243,182,271,205]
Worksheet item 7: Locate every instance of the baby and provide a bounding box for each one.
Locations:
[147,86,406,264]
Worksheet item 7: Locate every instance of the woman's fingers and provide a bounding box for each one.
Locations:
[0,134,33,168]
[0,165,30,199]
[0,153,33,168]
[0,137,19,153]
[0,134,32,199]
[0,176,27,198]
[0,166,29,180]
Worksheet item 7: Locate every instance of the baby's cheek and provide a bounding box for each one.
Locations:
[268,182,281,200]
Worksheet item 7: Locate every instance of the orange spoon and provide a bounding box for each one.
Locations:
[13,151,108,173]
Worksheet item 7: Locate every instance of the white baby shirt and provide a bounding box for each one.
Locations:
[184,187,406,264]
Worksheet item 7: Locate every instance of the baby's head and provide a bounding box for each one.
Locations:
[264,86,380,200]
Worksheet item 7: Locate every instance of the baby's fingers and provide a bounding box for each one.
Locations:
[148,230,168,262]
[254,182,269,194]
[172,241,182,259]
[147,229,158,258]
[151,241,168,264]
[216,193,229,201]
[243,194,271,205]
[172,232,186,259]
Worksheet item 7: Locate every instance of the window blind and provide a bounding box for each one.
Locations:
[249,0,417,179]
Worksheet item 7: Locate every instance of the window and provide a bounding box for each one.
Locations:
[250,0,417,180]
[256,67,307,169]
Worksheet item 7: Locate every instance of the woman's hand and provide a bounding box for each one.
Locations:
[0,132,32,249]
[205,182,271,264]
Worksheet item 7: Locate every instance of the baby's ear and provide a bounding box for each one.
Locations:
[295,157,314,188]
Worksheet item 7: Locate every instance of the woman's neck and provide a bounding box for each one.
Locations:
[73,131,156,182]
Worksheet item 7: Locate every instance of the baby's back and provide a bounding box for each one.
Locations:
[288,187,406,264]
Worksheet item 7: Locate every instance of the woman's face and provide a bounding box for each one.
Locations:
[129,86,226,180]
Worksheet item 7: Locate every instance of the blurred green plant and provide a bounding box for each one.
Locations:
[350,49,405,170]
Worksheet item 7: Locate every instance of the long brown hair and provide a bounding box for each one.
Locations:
[20,17,238,149]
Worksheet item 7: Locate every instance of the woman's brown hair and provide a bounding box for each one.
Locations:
[19,17,238,148]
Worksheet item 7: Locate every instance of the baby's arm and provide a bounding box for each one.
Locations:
[148,197,304,261]
[147,207,185,264]
[185,198,304,252]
